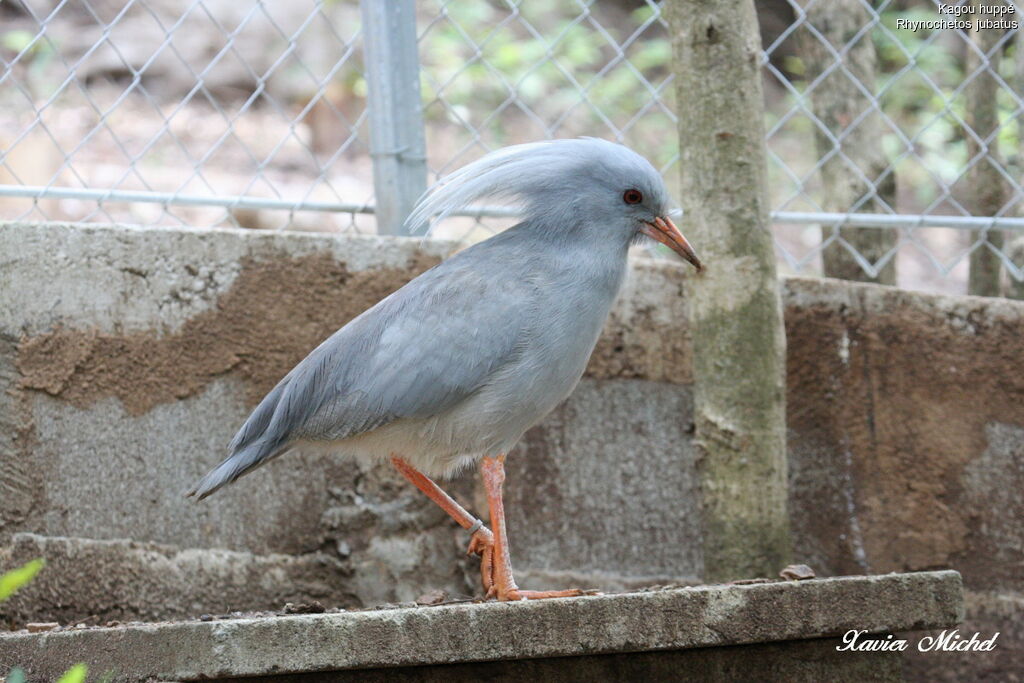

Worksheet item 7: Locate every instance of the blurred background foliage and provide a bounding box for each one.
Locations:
[1,0,1015,208]
[416,0,1021,217]
[419,2,674,167]
[1,0,1020,291]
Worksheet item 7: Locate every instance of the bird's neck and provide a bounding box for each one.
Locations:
[510,219,632,302]
[516,215,635,255]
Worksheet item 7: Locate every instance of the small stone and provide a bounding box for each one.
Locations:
[283,601,326,615]
[415,589,448,606]
[199,614,215,621]
[779,564,816,581]
[25,622,60,633]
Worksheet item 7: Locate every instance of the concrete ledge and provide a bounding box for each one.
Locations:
[1,571,962,681]
[0,533,354,624]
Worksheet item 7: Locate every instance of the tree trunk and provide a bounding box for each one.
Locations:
[1008,238,1024,299]
[1011,7,1024,300]
[966,0,1007,297]
[803,0,898,285]
[667,0,791,582]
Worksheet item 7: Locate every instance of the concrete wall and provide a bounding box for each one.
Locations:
[0,222,702,613]
[2,222,1021,681]
[783,278,1024,682]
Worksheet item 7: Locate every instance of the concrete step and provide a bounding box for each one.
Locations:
[0,533,354,625]
[1,571,962,682]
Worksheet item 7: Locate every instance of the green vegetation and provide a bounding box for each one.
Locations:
[418,1,676,168]
[422,1,1021,218]
[777,5,1021,214]
[2,559,90,683]
[0,559,44,602]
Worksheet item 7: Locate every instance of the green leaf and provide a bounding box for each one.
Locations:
[56,664,88,683]
[782,55,806,77]
[1,29,34,53]
[0,559,45,602]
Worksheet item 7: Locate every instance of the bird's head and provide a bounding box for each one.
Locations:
[406,138,702,270]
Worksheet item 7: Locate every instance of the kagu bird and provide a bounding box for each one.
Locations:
[189,138,702,601]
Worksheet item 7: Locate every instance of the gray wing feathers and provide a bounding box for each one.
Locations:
[189,253,531,499]
[227,377,288,452]
[299,264,526,435]
[188,438,283,500]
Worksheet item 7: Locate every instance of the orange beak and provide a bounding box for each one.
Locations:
[641,216,703,271]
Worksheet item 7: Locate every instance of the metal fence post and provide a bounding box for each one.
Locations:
[360,0,428,235]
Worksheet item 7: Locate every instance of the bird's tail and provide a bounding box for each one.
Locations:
[186,437,284,501]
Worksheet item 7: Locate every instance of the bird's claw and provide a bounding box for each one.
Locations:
[487,584,584,602]
[467,527,584,601]
[466,527,495,593]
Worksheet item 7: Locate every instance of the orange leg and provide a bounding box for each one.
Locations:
[390,455,494,593]
[480,455,583,601]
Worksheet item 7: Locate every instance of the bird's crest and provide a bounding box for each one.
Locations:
[405,138,654,233]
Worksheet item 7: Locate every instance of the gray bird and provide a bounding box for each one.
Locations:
[189,138,702,601]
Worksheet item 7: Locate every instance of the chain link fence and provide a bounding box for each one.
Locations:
[3,0,1024,295]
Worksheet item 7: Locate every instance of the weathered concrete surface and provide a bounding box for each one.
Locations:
[784,278,1024,683]
[2,378,700,599]
[0,223,487,611]
[0,534,355,624]
[784,278,1024,682]
[1,223,453,553]
[0,221,701,612]
[221,640,904,683]
[904,589,1024,683]
[785,278,1024,581]
[0,572,962,682]
[506,378,700,587]
[2,223,1021,682]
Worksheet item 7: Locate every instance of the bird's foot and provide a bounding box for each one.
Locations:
[483,564,583,602]
[467,528,581,601]
[490,586,585,601]
[466,527,495,593]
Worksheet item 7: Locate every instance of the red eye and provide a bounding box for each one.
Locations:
[623,189,643,204]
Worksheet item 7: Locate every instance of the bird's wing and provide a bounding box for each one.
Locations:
[189,238,542,500]
[290,260,534,441]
